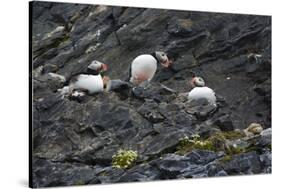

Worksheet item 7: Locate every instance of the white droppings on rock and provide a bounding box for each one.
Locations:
[57,86,71,98]
[94,5,108,15]
[80,29,102,43]
[261,128,271,137]
[33,66,44,78]
[70,25,75,33]
[96,29,101,38]
[119,24,127,31]
[48,73,66,82]
[85,43,101,53]
[53,26,65,33]
[247,53,263,64]
[37,98,44,102]
[43,26,65,40]
[88,11,94,17]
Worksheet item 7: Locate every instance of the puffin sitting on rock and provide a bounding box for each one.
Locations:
[188,76,217,105]
[69,74,110,94]
[128,51,173,85]
[58,60,110,98]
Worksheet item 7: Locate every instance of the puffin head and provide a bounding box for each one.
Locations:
[190,76,205,88]
[155,51,173,68]
[88,60,108,73]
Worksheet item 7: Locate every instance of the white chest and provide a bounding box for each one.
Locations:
[188,87,216,104]
[72,74,104,94]
[130,54,158,82]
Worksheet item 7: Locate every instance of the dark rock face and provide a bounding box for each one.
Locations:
[222,151,262,174]
[31,1,271,187]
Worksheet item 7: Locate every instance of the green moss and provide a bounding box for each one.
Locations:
[208,132,248,155]
[193,140,215,151]
[220,155,233,162]
[112,149,138,169]
[176,134,216,155]
[206,130,245,143]
[220,131,246,140]
[225,146,245,155]
[51,34,70,49]
[176,131,247,156]
[74,180,85,185]
[34,34,70,58]
[98,171,108,176]
[176,130,268,162]
[244,146,261,153]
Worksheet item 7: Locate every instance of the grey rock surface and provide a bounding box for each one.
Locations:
[31,2,271,187]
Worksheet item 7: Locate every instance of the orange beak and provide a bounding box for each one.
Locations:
[190,77,196,87]
[101,63,108,72]
[161,58,173,68]
[168,59,173,66]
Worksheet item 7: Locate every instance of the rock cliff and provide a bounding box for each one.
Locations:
[31,1,271,187]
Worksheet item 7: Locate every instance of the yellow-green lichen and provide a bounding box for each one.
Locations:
[219,130,246,140]
[176,130,268,164]
[220,155,233,163]
[176,134,216,155]
[112,149,138,169]
[74,180,85,185]
[98,171,108,177]
[176,131,246,156]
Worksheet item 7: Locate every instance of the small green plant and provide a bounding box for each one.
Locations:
[74,180,85,185]
[112,149,138,169]
[177,134,215,154]
[176,131,247,155]
[220,155,233,162]
[177,131,268,163]
[218,131,245,140]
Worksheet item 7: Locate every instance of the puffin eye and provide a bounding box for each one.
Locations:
[162,54,165,56]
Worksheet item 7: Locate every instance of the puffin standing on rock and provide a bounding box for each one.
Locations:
[129,51,173,85]
[188,76,217,105]
[58,60,110,97]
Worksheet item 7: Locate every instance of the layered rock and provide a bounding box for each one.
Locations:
[31,1,271,187]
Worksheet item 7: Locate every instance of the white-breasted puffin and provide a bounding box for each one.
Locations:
[58,60,110,96]
[58,75,110,97]
[71,74,110,94]
[128,51,173,85]
[188,76,216,105]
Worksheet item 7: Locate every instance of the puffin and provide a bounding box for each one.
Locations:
[128,51,172,85]
[58,75,111,97]
[188,76,216,105]
[87,60,108,75]
[70,74,110,94]
[58,60,109,96]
